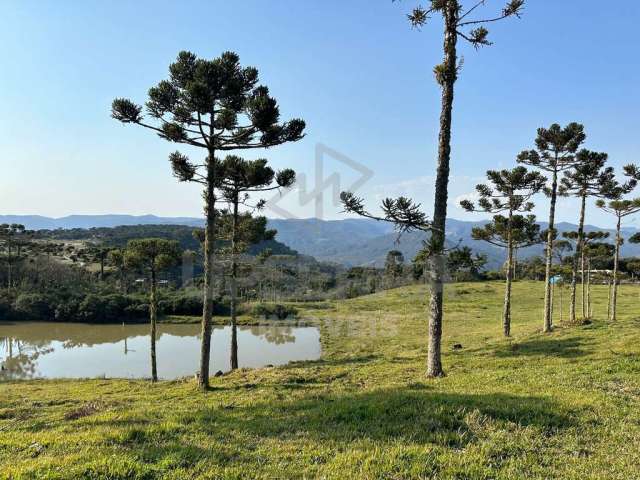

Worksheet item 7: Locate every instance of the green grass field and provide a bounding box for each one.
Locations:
[1,281,639,479]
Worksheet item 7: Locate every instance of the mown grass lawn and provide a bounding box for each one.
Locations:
[1,281,639,479]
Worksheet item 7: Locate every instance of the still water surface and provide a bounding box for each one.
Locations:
[0,322,321,380]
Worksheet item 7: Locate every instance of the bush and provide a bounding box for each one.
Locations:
[77,294,149,323]
[0,291,14,320]
[14,293,53,320]
[54,299,81,322]
[158,292,229,317]
[251,303,298,320]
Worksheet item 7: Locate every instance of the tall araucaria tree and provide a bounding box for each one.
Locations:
[0,224,34,290]
[381,0,527,376]
[517,122,586,332]
[219,155,295,370]
[559,149,612,322]
[112,51,305,389]
[124,239,181,382]
[461,166,544,336]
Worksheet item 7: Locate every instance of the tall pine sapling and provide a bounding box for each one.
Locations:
[219,155,295,370]
[112,51,305,389]
[0,224,34,291]
[468,219,542,333]
[124,239,181,382]
[461,166,544,335]
[517,122,586,332]
[397,0,524,376]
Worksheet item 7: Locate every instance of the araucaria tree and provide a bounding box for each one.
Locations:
[517,123,586,332]
[386,0,525,377]
[219,155,295,370]
[461,166,544,336]
[112,51,305,389]
[559,149,612,322]
[384,250,405,288]
[596,198,640,322]
[0,224,34,290]
[124,239,181,382]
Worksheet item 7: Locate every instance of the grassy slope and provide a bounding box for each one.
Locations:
[1,281,639,479]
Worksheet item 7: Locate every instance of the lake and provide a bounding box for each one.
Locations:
[0,322,321,380]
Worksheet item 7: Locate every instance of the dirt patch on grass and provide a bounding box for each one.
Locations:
[64,402,102,420]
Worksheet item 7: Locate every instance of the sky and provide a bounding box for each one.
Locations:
[1,0,639,229]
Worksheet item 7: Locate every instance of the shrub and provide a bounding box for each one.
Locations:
[0,292,14,320]
[78,294,147,323]
[14,293,53,320]
[251,303,298,320]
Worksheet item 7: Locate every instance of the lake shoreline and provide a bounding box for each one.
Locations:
[0,315,315,327]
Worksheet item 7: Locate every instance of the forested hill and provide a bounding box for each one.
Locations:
[5,215,640,268]
[33,224,297,257]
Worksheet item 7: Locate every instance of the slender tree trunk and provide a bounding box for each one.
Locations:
[581,249,586,319]
[230,194,239,370]
[502,209,514,337]
[543,167,559,332]
[586,258,592,318]
[550,280,555,322]
[607,278,612,320]
[199,154,216,389]
[426,4,458,378]
[150,267,158,382]
[611,215,621,321]
[7,245,13,290]
[570,194,586,323]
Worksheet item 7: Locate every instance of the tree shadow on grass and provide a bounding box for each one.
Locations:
[185,388,574,448]
[493,337,590,359]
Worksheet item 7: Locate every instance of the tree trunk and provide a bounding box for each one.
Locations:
[543,167,559,332]
[581,249,586,319]
[611,215,621,321]
[230,194,239,370]
[7,244,12,290]
[570,194,586,323]
[150,267,158,382]
[586,257,592,318]
[426,3,458,378]
[198,155,217,389]
[502,211,514,337]
[607,278,612,320]
[550,280,555,322]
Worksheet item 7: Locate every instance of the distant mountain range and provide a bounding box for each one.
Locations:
[0,214,203,230]
[2,214,638,269]
[269,218,640,269]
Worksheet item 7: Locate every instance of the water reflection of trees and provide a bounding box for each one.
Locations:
[0,322,301,348]
[0,337,54,379]
[245,325,296,345]
[0,322,201,347]
[0,323,306,379]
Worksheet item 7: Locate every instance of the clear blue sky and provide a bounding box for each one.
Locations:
[1,0,639,228]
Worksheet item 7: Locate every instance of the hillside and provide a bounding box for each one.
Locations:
[2,281,640,478]
[4,215,640,269]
